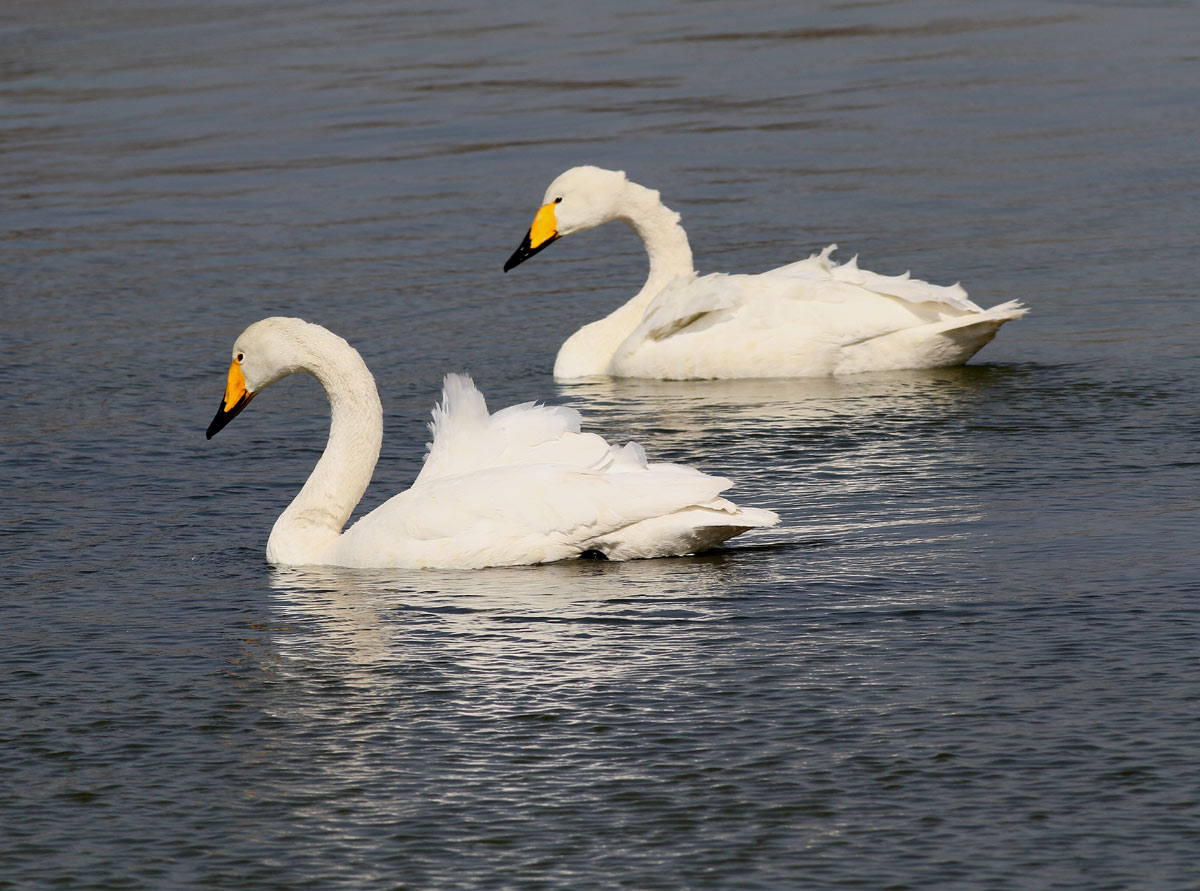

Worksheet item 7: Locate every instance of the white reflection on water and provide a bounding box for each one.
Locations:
[265,554,760,681]
[555,365,1008,442]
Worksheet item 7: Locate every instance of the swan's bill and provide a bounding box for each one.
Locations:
[206,358,256,439]
[503,201,560,272]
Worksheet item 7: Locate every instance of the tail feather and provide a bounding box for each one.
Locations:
[980,299,1029,320]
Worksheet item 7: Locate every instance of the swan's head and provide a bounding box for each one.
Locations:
[206,317,319,439]
[503,166,629,272]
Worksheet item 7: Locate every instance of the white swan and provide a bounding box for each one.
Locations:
[205,317,778,569]
[503,166,1028,380]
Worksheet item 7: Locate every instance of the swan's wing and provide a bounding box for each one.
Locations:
[637,272,738,341]
[342,461,760,568]
[633,245,985,345]
[415,374,613,484]
[396,463,728,541]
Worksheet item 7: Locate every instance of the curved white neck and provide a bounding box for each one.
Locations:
[553,181,695,378]
[621,180,696,305]
[266,337,383,565]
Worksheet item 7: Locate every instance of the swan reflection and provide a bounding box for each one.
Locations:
[557,366,1003,535]
[265,550,774,679]
[555,365,1012,442]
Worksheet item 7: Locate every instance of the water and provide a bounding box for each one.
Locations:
[2,0,1198,887]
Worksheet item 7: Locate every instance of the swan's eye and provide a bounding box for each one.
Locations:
[554,196,562,204]
[236,352,244,362]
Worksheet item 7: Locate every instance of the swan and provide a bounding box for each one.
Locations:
[503,166,1028,380]
[205,317,778,569]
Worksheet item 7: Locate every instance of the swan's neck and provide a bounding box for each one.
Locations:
[554,181,695,378]
[621,181,696,306]
[266,339,383,565]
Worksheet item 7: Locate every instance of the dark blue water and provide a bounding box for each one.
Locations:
[3,0,1199,887]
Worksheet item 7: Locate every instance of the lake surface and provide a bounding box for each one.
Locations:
[3,0,1199,887]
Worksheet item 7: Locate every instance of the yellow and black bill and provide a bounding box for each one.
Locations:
[503,202,560,272]
[206,358,256,440]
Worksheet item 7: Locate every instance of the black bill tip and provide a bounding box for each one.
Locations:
[206,392,254,440]
[503,229,559,272]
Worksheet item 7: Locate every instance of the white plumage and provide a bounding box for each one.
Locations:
[205,317,778,569]
[503,166,1027,380]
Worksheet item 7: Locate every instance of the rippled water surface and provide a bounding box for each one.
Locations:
[3,0,1199,888]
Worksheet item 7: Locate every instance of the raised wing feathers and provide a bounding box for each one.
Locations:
[415,374,613,484]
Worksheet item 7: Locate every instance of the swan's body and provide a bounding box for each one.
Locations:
[503,166,1027,380]
[205,318,778,569]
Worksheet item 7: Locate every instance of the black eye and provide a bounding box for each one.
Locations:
[236,352,244,362]
[554,196,562,203]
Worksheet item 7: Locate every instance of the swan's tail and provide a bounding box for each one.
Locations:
[584,501,779,561]
[836,300,1028,373]
[933,299,1028,339]
[917,300,1028,363]
[977,299,1029,322]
